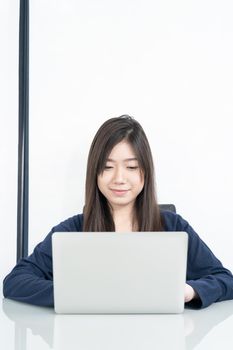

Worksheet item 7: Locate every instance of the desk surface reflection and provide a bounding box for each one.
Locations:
[1,299,233,350]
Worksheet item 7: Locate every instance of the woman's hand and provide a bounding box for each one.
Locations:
[185,283,197,303]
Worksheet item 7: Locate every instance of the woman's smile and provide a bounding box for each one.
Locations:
[110,189,129,196]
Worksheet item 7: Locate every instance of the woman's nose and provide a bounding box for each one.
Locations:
[113,167,126,183]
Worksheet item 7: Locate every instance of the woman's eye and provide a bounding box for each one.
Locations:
[104,166,139,170]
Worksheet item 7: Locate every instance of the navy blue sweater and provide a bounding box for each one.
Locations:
[3,210,233,309]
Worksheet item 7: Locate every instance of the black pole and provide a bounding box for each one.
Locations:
[17,0,29,262]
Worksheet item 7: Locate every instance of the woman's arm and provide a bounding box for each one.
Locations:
[162,210,233,308]
[3,233,54,307]
[3,214,83,307]
[177,214,233,309]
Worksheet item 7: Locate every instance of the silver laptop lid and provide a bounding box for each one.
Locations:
[52,231,188,314]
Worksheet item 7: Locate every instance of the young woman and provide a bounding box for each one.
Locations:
[3,115,233,308]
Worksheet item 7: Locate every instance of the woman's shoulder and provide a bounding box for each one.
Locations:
[51,213,84,233]
[31,214,84,256]
[160,209,190,232]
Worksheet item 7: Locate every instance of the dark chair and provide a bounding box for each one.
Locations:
[159,204,176,213]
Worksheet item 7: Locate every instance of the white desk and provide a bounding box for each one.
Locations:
[1,298,233,350]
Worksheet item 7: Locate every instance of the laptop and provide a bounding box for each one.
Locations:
[52,231,188,314]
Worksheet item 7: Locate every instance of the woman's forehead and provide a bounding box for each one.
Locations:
[107,140,137,160]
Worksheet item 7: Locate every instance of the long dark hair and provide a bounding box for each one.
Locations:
[83,115,164,231]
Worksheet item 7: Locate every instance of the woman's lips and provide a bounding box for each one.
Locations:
[110,189,129,196]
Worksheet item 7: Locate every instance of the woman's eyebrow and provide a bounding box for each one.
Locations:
[106,157,138,162]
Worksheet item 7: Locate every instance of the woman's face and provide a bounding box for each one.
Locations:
[97,140,144,211]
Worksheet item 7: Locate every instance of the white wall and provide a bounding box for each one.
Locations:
[1,0,233,297]
[0,1,18,293]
